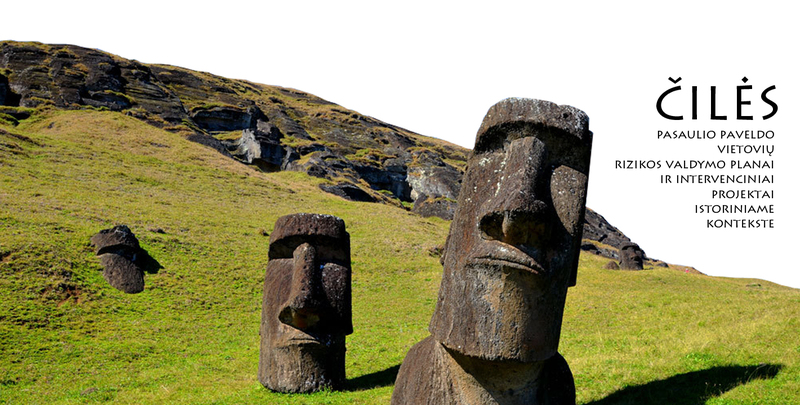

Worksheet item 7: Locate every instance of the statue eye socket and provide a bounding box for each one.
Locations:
[268,239,307,260]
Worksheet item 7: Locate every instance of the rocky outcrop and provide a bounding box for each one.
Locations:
[224,128,297,172]
[412,194,457,220]
[582,208,643,253]
[190,105,258,132]
[406,149,461,203]
[0,41,463,208]
[1,41,646,256]
[0,73,8,105]
[319,183,377,203]
[0,42,187,124]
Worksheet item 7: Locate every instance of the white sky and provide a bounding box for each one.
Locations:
[4,1,798,288]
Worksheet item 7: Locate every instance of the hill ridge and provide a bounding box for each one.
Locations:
[2,40,647,262]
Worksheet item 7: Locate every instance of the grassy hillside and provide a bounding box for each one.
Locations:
[1,109,799,404]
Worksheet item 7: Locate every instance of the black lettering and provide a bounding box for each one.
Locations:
[737,83,753,120]
[657,85,682,120]
[710,86,727,120]
[762,85,778,119]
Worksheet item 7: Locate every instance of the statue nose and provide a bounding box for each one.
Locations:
[479,200,549,246]
[477,135,552,246]
[279,243,323,330]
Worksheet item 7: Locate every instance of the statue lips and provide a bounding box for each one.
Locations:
[468,242,546,276]
[276,326,324,348]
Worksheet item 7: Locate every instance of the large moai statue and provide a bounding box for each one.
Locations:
[392,98,593,405]
[259,213,353,393]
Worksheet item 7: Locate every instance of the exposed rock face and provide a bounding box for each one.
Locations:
[1,41,644,255]
[259,213,352,393]
[619,243,645,270]
[354,163,411,201]
[412,194,457,220]
[0,42,187,123]
[582,208,637,251]
[1,41,470,213]
[0,74,8,105]
[90,225,158,294]
[406,149,462,202]
[224,128,297,172]
[393,98,591,404]
[190,105,258,132]
[318,183,377,203]
[580,241,621,260]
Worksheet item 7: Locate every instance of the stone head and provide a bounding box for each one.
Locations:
[429,98,592,362]
[90,225,145,294]
[258,213,352,393]
[619,243,644,270]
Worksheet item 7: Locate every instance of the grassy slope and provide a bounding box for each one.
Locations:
[1,110,798,404]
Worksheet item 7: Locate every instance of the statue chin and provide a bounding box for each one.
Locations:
[259,338,345,393]
[431,262,568,362]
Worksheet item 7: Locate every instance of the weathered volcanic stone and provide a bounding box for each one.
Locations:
[619,243,645,270]
[225,127,297,172]
[392,98,592,404]
[412,194,457,220]
[90,225,146,293]
[582,208,642,253]
[318,183,377,203]
[0,74,8,106]
[406,148,462,203]
[190,105,256,132]
[0,42,187,122]
[603,261,620,270]
[259,213,352,393]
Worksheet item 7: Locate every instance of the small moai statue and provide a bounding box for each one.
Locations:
[392,98,593,405]
[259,213,352,393]
[90,225,146,293]
[619,243,645,270]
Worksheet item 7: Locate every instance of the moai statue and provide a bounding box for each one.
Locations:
[392,98,593,405]
[91,225,147,293]
[259,213,353,393]
[619,243,644,270]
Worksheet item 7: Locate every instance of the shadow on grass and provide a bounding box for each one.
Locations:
[138,250,163,274]
[585,363,783,405]
[345,364,401,391]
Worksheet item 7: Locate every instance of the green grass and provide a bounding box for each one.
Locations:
[1,110,799,404]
